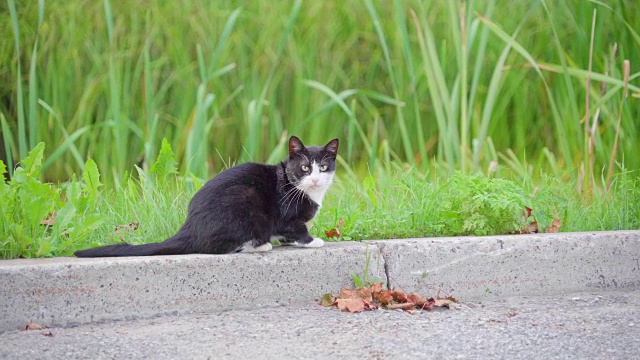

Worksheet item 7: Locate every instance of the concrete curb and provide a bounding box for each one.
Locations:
[1,231,639,333]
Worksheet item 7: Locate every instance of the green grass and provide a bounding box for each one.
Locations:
[2,142,638,259]
[1,1,639,186]
[1,1,640,259]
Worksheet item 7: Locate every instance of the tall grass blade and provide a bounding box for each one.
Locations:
[478,14,572,166]
[27,0,45,150]
[244,0,302,161]
[363,0,413,163]
[472,4,536,169]
[38,100,86,171]
[0,112,15,174]
[208,7,242,75]
[7,0,27,159]
[393,0,427,168]
[409,9,457,166]
[607,60,630,191]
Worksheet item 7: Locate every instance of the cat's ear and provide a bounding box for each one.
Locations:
[324,138,339,158]
[289,136,305,156]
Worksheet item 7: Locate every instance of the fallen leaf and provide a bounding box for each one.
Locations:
[336,298,365,313]
[378,290,393,305]
[324,217,345,239]
[506,311,517,318]
[323,285,456,313]
[339,287,356,299]
[444,296,460,303]
[370,282,383,300]
[517,206,539,234]
[546,218,562,233]
[112,222,139,237]
[407,292,433,309]
[24,323,44,331]
[339,286,372,302]
[518,221,539,234]
[42,331,54,337]
[386,302,416,310]
[421,297,436,310]
[391,289,408,303]
[40,212,57,226]
[433,299,455,307]
[363,300,378,310]
[356,286,373,302]
[320,293,336,307]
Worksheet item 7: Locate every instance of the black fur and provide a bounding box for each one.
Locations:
[74,136,338,257]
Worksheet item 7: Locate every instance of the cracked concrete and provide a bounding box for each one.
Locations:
[1,231,639,333]
[372,231,640,301]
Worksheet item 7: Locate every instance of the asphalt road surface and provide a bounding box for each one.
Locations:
[2,290,639,359]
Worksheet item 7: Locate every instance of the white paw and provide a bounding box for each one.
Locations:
[300,238,324,248]
[241,242,273,253]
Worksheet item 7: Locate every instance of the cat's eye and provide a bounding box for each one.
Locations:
[320,165,328,172]
[301,165,309,172]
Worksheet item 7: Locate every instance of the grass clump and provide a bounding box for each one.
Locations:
[2,142,638,259]
[316,167,640,241]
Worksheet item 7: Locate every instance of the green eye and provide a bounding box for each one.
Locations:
[320,165,328,172]
[301,165,309,172]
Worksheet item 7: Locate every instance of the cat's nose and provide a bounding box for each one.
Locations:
[312,179,319,185]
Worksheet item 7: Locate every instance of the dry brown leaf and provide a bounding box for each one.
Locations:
[379,290,393,305]
[370,282,383,300]
[324,217,345,239]
[391,290,408,303]
[546,218,562,233]
[356,287,372,302]
[42,331,54,337]
[518,221,539,234]
[336,298,365,313]
[517,206,539,234]
[444,296,460,303]
[24,322,44,331]
[363,300,378,310]
[112,222,139,237]
[506,311,517,318]
[422,297,436,310]
[386,302,416,310]
[433,299,455,307]
[339,286,373,302]
[325,285,456,313]
[40,212,57,226]
[407,292,429,308]
[339,287,356,299]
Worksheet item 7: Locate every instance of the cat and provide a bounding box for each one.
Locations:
[74,136,338,257]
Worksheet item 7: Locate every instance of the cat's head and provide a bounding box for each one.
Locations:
[285,136,339,205]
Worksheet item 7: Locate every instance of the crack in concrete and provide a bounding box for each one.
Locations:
[376,243,392,290]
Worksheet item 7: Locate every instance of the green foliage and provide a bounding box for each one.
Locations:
[149,138,178,186]
[312,164,640,241]
[435,173,530,236]
[1,1,639,184]
[0,144,106,258]
[1,142,639,259]
[83,159,103,200]
[349,246,386,289]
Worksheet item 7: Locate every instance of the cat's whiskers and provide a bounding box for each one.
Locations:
[280,184,304,214]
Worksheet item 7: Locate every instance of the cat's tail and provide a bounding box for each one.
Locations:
[74,232,190,257]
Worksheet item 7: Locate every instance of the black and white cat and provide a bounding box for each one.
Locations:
[74,136,338,256]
